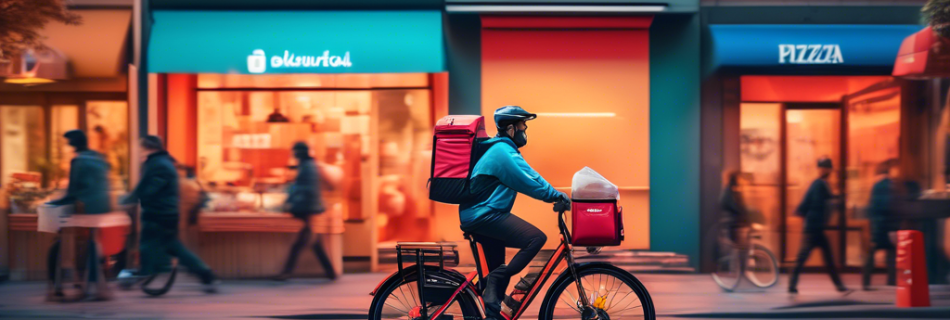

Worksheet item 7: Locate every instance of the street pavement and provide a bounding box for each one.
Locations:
[0,272,947,319]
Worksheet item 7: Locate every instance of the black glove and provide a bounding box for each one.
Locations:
[553,192,571,212]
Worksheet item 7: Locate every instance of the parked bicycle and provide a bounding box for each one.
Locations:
[708,222,779,291]
[368,208,655,320]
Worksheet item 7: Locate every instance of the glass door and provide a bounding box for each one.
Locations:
[783,106,844,267]
[844,81,901,269]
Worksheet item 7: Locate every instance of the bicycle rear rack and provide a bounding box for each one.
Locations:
[395,242,460,270]
[395,242,459,320]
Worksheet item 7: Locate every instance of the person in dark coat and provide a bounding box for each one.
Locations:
[47,130,112,214]
[862,159,899,290]
[122,136,218,293]
[46,130,113,300]
[273,142,337,281]
[788,157,849,294]
[720,170,751,247]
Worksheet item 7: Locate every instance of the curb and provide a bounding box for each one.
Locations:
[667,307,950,319]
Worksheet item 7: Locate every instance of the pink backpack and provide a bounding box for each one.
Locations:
[429,115,489,204]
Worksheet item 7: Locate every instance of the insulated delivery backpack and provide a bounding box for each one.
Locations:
[428,115,490,204]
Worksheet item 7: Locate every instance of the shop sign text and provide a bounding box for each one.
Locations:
[778,44,844,64]
[247,49,352,74]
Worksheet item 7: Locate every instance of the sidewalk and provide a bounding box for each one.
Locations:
[0,273,946,319]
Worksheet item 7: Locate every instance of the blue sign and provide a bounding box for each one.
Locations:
[709,25,922,69]
[148,11,445,74]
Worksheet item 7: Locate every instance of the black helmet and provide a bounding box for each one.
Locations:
[494,106,536,129]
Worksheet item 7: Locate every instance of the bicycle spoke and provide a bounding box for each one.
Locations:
[559,295,582,313]
[395,286,412,310]
[606,289,636,311]
[384,301,410,315]
[386,293,410,314]
[613,304,643,313]
[407,282,419,307]
[605,277,624,309]
[609,297,643,314]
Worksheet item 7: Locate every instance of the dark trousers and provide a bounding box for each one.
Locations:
[862,239,896,287]
[788,231,844,290]
[470,213,547,299]
[281,215,336,278]
[140,221,214,284]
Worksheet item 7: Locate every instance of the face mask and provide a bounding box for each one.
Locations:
[505,124,528,148]
[512,128,528,147]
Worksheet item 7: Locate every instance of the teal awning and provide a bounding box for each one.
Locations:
[148,11,445,74]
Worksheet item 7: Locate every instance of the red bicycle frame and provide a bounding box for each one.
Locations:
[419,210,589,320]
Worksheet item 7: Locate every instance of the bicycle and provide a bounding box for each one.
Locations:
[708,222,779,291]
[368,208,655,320]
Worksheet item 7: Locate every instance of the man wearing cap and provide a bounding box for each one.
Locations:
[788,157,848,294]
[461,106,571,319]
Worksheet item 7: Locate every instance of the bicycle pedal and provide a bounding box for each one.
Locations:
[515,273,540,291]
[500,304,514,319]
[503,295,523,311]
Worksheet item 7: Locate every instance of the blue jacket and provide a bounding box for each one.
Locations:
[458,137,561,231]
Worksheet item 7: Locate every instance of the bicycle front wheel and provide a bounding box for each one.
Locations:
[540,266,655,320]
[744,244,779,288]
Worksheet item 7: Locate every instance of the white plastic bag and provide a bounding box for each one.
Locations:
[571,167,619,200]
[37,204,73,233]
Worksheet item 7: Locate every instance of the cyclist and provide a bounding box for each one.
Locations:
[719,170,751,249]
[122,136,219,293]
[460,106,570,320]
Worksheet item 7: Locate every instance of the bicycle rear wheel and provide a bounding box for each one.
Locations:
[744,244,778,288]
[369,271,480,320]
[709,226,742,292]
[540,266,655,320]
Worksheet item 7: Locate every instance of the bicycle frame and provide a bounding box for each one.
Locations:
[417,210,588,320]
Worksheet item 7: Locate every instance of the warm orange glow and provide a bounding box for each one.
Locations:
[4,77,55,85]
[741,76,890,102]
[535,112,617,118]
[481,27,651,250]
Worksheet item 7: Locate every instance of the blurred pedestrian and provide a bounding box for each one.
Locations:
[48,130,112,214]
[122,136,218,293]
[788,157,849,294]
[273,142,337,281]
[46,129,113,300]
[862,159,899,290]
[720,170,751,248]
[177,166,206,251]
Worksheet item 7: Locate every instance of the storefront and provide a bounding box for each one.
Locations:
[701,17,922,273]
[129,0,705,276]
[0,8,133,280]
[143,8,446,277]
[439,0,703,267]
